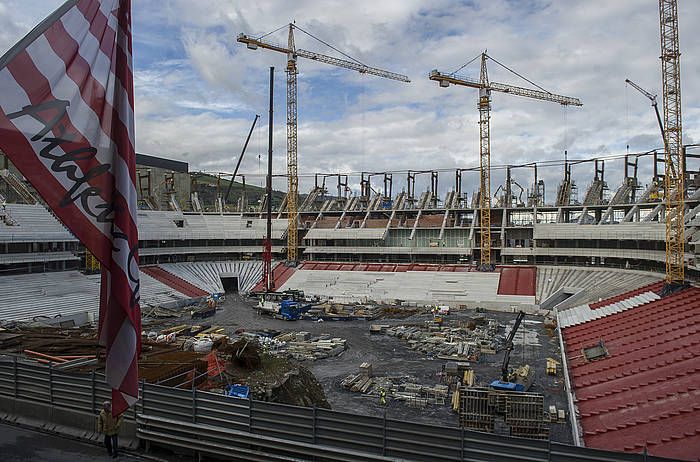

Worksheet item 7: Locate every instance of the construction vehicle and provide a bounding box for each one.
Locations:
[277,299,311,321]
[490,311,531,392]
[256,290,311,320]
[625,79,665,145]
[224,114,259,208]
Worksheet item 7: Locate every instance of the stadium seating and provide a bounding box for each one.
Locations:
[536,266,661,309]
[560,285,700,460]
[0,203,75,242]
[0,271,99,323]
[137,211,288,240]
[0,270,192,323]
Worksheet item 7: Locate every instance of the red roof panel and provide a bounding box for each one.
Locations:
[497,266,536,296]
[562,285,700,461]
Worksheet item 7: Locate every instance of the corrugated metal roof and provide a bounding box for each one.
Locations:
[562,285,700,461]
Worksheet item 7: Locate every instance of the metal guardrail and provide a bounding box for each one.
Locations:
[0,359,673,462]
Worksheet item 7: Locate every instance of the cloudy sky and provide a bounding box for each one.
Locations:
[1,0,698,203]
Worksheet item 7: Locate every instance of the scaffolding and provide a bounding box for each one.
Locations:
[84,249,100,273]
[459,387,549,440]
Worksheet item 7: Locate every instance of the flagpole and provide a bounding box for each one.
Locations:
[0,0,79,71]
[266,66,274,291]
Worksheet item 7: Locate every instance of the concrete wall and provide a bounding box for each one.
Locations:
[135,165,191,211]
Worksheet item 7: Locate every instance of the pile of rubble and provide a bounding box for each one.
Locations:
[341,363,450,408]
[373,317,502,361]
[247,331,347,361]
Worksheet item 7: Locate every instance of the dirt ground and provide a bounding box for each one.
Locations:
[154,294,574,445]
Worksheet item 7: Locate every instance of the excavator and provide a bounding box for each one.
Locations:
[490,311,532,392]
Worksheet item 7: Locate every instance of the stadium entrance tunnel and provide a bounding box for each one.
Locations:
[220,275,239,293]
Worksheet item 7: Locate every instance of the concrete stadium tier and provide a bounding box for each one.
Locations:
[0,204,75,242]
[0,270,200,323]
[536,266,663,310]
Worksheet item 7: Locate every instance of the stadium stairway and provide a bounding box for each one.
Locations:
[140,266,208,298]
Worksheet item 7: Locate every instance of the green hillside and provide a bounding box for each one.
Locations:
[192,173,287,211]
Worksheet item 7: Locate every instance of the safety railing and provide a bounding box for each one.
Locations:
[0,358,674,462]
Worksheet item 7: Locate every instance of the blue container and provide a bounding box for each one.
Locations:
[489,380,525,392]
[226,384,250,399]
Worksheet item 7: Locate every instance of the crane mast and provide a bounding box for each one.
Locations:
[238,24,409,263]
[286,25,299,263]
[478,54,493,267]
[659,0,684,285]
[429,53,582,268]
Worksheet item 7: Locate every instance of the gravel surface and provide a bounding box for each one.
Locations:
[156,294,573,444]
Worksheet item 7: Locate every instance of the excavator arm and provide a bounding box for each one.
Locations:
[501,311,526,382]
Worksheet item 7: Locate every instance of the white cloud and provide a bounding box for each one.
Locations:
[2,0,699,203]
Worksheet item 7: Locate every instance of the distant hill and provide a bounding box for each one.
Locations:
[192,173,287,211]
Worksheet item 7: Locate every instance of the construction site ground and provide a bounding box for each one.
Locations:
[153,294,574,445]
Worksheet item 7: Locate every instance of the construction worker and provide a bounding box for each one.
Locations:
[97,400,123,458]
[379,387,387,406]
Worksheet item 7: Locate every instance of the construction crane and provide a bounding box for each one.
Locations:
[430,53,582,269]
[625,79,666,147]
[658,0,685,286]
[238,24,410,263]
[224,114,260,208]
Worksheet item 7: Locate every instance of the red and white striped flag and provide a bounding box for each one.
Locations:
[0,0,140,415]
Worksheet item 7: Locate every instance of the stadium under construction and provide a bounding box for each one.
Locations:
[0,1,698,462]
[0,143,698,461]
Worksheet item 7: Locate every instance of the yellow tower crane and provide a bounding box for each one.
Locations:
[238,24,410,263]
[429,53,582,268]
[658,0,685,285]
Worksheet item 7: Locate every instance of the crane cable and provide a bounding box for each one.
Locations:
[255,23,289,40]
[253,22,368,70]
[450,53,482,76]
[292,24,366,66]
[486,53,551,93]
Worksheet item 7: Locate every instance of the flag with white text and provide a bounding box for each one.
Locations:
[0,0,140,415]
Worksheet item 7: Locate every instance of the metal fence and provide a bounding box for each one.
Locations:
[0,358,673,462]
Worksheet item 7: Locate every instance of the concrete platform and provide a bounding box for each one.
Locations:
[0,422,144,461]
